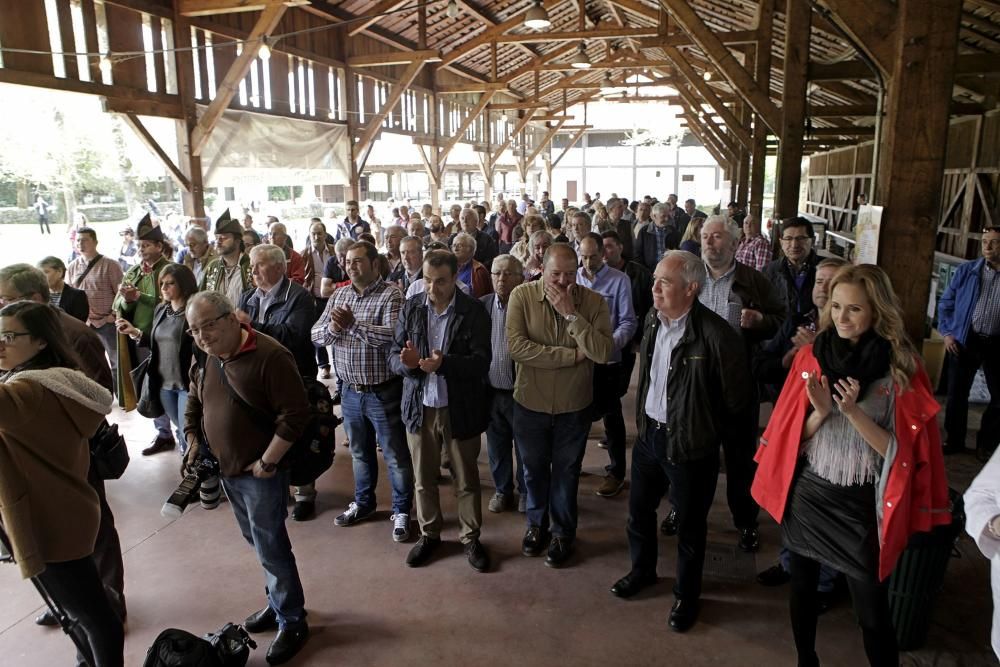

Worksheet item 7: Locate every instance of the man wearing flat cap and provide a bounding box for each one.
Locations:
[112,214,177,455]
[201,209,253,307]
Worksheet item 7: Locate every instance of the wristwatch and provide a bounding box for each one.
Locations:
[563,313,578,323]
[258,459,278,473]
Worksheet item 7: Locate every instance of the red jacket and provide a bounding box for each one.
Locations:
[751,345,951,581]
[286,248,306,286]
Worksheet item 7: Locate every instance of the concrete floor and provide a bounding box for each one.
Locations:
[0,386,994,666]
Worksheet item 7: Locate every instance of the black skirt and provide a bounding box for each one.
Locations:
[782,465,880,581]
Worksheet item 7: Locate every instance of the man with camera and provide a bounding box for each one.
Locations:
[183,291,311,665]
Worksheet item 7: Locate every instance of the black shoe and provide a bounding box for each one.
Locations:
[817,590,836,615]
[291,501,315,522]
[35,610,58,627]
[405,536,441,567]
[544,536,573,568]
[244,606,279,633]
[660,509,678,536]
[738,527,760,553]
[756,563,791,587]
[266,621,309,665]
[668,598,699,633]
[522,526,547,557]
[464,539,490,573]
[331,391,342,406]
[611,571,657,599]
[142,436,175,456]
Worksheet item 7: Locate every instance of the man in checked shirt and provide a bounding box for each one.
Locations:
[311,241,415,542]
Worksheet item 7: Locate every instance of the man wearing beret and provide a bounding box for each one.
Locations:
[201,209,253,307]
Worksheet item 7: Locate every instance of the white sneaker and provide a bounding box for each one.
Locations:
[391,513,410,542]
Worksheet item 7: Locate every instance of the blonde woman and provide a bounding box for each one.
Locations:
[679,216,704,256]
[591,201,612,233]
[510,214,546,267]
[752,264,951,667]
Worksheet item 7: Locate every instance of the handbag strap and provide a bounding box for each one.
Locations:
[212,358,275,435]
[74,254,103,287]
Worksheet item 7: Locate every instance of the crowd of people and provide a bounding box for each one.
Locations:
[1,187,998,667]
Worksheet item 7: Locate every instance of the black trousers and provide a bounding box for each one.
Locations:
[87,466,126,620]
[594,356,632,480]
[35,556,125,667]
[787,551,897,667]
[945,333,1000,450]
[720,400,761,530]
[626,424,719,600]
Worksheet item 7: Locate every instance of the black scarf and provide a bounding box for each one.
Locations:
[812,328,891,398]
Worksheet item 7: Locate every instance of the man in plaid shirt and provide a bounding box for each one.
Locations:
[311,241,414,542]
[734,215,773,271]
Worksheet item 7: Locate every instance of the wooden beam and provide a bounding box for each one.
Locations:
[347,50,440,67]
[773,0,810,219]
[439,0,564,67]
[488,102,549,110]
[490,110,536,166]
[176,0,304,17]
[675,85,738,156]
[527,121,566,165]
[189,2,286,156]
[102,96,183,119]
[119,113,191,191]
[876,0,963,341]
[438,82,510,94]
[661,44,752,148]
[551,126,588,167]
[354,59,426,157]
[808,126,876,136]
[749,0,773,219]
[682,111,732,168]
[637,30,759,48]
[170,9,205,218]
[437,91,496,168]
[810,52,1000,80]
[817,0,897,75]
[348,0,410,36]
[494,27,660,43]
[533,59,675,71]
[658,0,781,134]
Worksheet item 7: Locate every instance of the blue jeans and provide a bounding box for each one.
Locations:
[512,403,589,540]
[486,389,525,496]
[159,388,188,451]
[221,470,306,629]
[340,382,413,514]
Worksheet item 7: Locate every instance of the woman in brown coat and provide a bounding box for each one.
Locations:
[0,301,122,667]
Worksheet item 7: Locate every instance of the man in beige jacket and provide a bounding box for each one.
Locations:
[506,243,612,568]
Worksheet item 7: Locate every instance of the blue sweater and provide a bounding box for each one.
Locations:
[937,257,985,346]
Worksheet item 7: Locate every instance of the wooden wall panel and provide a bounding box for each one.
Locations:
[104,3,146,90]
[149,15,166,94]
[981,112,999,168]
[945,117,977,170]
[0,0,55,75]
[268,52,290,115]
[313,61,330,119]
[53,0,78,79]
[211,31,238,100]
[856,143,874,174]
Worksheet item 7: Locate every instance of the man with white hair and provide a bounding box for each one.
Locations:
[451,231,492,298]
[181,226,215,283]
[389,235,425,292]
[634,202,682,271]
[610,251,751,634]
[454,207,498,269]
[678,216,783,552]
[267,220,305,285]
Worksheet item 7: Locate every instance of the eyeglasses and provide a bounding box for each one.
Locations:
[0,331,31,345]
[491,271,519,278]
[186,313,228,337]
[780,236,811,244]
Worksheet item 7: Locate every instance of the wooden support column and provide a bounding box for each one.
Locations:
[736,72,751,209]
[773,0,810,220]
[171,10,204,219]
[120,113,191,192]
[875,0,962,341]
[749,0,773,219]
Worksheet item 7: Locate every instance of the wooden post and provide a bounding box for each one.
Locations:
[749,0,774,219]
[875,0,962,341]
[171,11,205,219]
[773,0,811,220]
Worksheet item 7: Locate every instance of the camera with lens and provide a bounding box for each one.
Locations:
[161,456,221,518]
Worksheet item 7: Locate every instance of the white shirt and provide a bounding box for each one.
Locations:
[965,446,1000,661]
[406,278,470,299]
[643,309,689,424]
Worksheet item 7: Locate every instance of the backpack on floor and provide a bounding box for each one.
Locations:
[143,623,255,667]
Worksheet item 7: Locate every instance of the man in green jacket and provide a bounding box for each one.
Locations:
[200,209,253,305]
[112,215,174,455]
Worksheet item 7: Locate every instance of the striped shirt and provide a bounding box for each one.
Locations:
[486,294,515,390]
[735,234,773,271]
[971,262,1000,336]
[311,277,403,385]
[699,263,742,332]
[66,254,125,328]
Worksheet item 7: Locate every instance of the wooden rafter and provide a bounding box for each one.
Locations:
[354,59,426,157]
[347,50,441,67]
[527,121,567,165]
[493,26,660,43]
[119,113,191,191]
[190,1,287,156]
[659,0,781,134]
[437,91,497,170]
[818,0,897,76]
[348,0,411,36]
[551,126,588,167]
[176,0,305,17]
[490,110,536,166]
[439,0,564,67]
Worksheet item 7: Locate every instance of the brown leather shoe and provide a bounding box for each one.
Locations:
[595,475,625,497]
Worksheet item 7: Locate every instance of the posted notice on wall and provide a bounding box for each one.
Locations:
[854,205,883,265]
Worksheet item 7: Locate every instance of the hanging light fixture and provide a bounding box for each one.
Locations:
[600,70,615,90]
[702,70,711,81]
[446,0,459,18]
[570,42,591,69]
[98,53,113,76]
[258,36,272,60]
[524,0,552,30]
